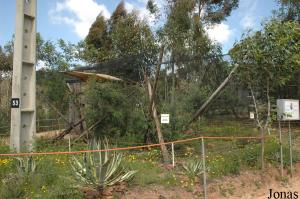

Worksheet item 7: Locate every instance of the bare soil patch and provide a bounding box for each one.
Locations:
[122,164,300,199]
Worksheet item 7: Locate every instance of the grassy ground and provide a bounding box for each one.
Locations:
[0,120,299,198]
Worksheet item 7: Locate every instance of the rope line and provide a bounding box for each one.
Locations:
[0,135,265,157]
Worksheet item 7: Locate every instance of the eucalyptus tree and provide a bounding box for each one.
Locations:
[83,1,157,81]
[161,0,239,130]
[0,44,13,73]
[163,0,239,78]
[0,43,13,128]
[276,0,300,23]
[81,1,173,161]
[36,33,79,119]
[230,20,300,169]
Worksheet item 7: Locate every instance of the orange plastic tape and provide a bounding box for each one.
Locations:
[0,136,264,157]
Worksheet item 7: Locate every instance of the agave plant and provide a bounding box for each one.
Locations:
[70,139,137,192]
[15,156,36,175]
[183,159,204,180]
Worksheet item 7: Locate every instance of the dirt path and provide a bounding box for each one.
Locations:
[208,164,300,199]
[123,164,300,199]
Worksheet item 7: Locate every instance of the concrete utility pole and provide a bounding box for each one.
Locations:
[10,0,36,152]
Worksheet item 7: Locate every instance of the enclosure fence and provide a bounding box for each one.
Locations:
[0,133,296,199]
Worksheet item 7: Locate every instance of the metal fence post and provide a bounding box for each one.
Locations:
[288,121,293,177]
[69,136,71,152]
[171,142,175,167]
[278,120,283,178]
[201,138,207,199]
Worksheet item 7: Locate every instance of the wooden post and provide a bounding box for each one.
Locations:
[201,138,207,199]
[172,142,175,167]
[145,74,170,163]
[187,64,239,126]
[148,45,164,113]
[288,121,293,177]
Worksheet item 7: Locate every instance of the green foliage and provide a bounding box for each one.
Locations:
[0,174,26,198]
[197,0,239,24]
[276,0,300,23]
[147,0,158,14]
[162,0,238,82]
[0,43,13,72]
[207,153,241,177]
[84,78,147,138]
[182,159,204,180]
[231,20,300,90]
[0,41,13,128]
[36,34,78,119]
[37,33,78,71]
[230,20,300,129]
[123,158,164,186]
[0,153,82,198]
[37,70,69,117]
[83,1,157,80]
[238,138,299,168]
[70,139,137,191]
[15,156,36,176]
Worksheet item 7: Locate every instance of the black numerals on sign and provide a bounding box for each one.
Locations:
[11,98,20,108]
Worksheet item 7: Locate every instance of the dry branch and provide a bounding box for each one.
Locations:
[53,118,85,141]
[71,116,107,145]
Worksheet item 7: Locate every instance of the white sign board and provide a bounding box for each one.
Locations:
[161,114,170,124]
[277,99,299,121]
[250,112,255,119]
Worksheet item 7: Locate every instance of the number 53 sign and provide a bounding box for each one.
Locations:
[11,98,20,108]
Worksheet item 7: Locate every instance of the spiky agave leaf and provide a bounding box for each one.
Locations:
[183,159,204,179]
[70,138,137,190]
[70,156,91,185]
[14,156,36,176]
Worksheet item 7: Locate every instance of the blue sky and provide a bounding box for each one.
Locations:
[0,0,279,53]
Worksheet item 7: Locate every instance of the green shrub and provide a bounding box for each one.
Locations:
[84,79,147,139]
[207,153,240,177]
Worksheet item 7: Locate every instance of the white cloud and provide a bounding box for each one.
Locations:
[49,0,110,39]
[241,15,254,29]
[239,0,258,30]
[125,2,155,24]
[36,60,47,70]
[124,0,166,26]
[205,23,233,44]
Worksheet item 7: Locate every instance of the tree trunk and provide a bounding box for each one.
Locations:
[250,85,265,170]
[164,70,168,102]
[67,82,85,135]
[145,74,170,163]
[149,45,164,113]
[171,59,176,132]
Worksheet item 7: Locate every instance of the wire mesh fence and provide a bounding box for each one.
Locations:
[0,118,68,135]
